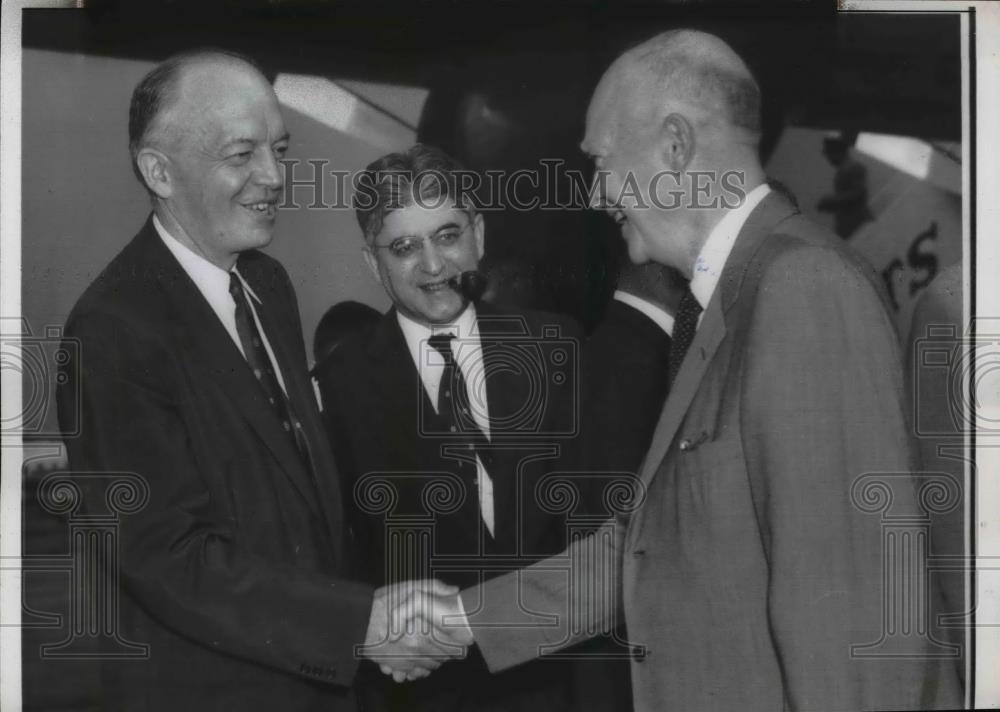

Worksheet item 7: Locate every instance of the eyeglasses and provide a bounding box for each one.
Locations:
[372,222,471,261]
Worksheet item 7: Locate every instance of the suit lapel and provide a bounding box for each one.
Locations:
[638,192,800,485]
[638,294,727,485]
[138,224,324,517]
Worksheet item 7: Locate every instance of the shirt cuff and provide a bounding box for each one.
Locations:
[613,290,675,336]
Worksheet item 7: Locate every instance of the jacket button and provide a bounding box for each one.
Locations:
[679,439,692,451]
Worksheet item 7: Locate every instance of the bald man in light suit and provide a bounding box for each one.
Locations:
[434,30,963,712]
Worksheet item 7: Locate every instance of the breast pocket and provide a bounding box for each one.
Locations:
[673,429,747,517]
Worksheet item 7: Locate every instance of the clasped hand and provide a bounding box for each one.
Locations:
[361,579,473,683]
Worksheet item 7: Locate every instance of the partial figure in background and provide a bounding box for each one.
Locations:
[905,261,968,689]
[817,132,874,239]
[581,257,682,484]
[569,256,681,712]
[312,300,381,412]
[313,300,382,372]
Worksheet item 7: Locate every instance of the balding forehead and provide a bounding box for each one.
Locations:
[608,29,760,132]
[174,58,270,103]
[590,59,661,129]
[150,56,279,150]
[583,69,630,152]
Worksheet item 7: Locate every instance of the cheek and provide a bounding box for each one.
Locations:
[379,262,412,293]
[450,242,481,267]
[210,171,249,205]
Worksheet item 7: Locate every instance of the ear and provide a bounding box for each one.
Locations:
[136,147,173,199]
[361,245,382,283]
[472,212,486,261]
[660,113,695,170]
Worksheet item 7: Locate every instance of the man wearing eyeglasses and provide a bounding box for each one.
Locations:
[321,143,593,712]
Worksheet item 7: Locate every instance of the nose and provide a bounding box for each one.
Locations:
[255,147,284,191]
[417,240,445,275]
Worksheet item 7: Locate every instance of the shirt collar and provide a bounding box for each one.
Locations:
[612,290,675,336]
[396,303,479,368]
[153,213,260,304]
[688,183,771,310]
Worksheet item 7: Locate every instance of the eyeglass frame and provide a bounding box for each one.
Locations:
[369,219,476,261]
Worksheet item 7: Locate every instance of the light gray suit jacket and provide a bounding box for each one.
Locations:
[462,194,963,712]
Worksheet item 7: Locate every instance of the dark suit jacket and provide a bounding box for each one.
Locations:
[466,193,963,711]
[580,298,672,486]
[56,217,373,711]
[320,303,581,712]
[568,298,672,712]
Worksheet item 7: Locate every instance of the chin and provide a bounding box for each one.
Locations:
[248,228,276,249]
[423,298,467,325]
[625,241,649,265]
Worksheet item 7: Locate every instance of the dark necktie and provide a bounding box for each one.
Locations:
[229,272,312,466]
[667,286,704,388]
[428,333,491,530]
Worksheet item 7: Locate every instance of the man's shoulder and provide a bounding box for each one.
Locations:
[729,206,876,291]
[318,313,394,387]
[68,222,171,329]
[761,220,880,290]
[742,221,893,324]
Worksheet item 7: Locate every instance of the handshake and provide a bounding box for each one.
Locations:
[361,579,473,683]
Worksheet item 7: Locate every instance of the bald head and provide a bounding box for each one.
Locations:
[600,30,761,143]
[128,49,270,188]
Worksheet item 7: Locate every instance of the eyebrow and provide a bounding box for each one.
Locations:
[389,221,464,242]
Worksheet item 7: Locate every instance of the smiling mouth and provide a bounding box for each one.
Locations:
[242,201,277,218]
[420,279,454,294]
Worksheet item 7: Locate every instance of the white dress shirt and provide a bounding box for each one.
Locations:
[396,305,496,537]
[153,214,288,395]
[689,183,771,319]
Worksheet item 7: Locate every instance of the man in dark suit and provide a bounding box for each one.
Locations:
[323,144,588,711]
[55,50,465,712]
[442,30,963,711]
[569,258,680,712]
[580,259,680,485]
